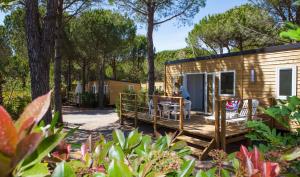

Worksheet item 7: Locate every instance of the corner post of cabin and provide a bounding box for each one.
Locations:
[134,94,138,128]
[247,99,253,121]
[164,65,167,96]
[214,99,220,148]
[153,95,158,133]
[119,93,123,125]
[179,97,184,131]
[220,100,226,151]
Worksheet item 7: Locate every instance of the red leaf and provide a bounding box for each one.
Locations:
[260,162,280,177]
[0,106,18,156]
[51,141,71,161]
[251,146,262,169]
[11,133,42,167]
[236,145,250,162]
[15,91,51,134]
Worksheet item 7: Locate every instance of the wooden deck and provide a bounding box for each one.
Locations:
[119,93,260,159]
[123,112,248,139]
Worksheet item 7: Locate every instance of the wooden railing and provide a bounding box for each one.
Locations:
[120,93,276,151]
[119,93,185,132]
[214,97,276,151]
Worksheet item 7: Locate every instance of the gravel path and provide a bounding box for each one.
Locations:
[63,106,119,130]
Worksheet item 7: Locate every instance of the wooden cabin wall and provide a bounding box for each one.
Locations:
[243,49,300,106]
[165,49,300,107]
[108,80,141,105]
[85,80,141,105]
[165,55,244,101]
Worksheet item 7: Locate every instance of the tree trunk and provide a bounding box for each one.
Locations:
[296,6,300,25]
[147,7,155,96]
[54,0,63,123]
[0,79,3,105]
[67,58,72,94]
[98,58,105,108]
[112,57,117,80]
[82,58,86,93]
[25,0,57,124]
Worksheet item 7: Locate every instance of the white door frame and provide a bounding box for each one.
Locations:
[183,72,208,114]
[206,73,215,115]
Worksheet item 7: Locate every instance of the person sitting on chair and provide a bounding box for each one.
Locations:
[175,82,190,100]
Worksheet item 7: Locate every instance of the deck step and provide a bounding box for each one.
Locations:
[176,135,210,148]
[188,146,203,157]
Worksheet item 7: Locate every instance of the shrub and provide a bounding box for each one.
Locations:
[4,95,31,120]
[246,96,300,175]
[0,92,67,177]
[51,130,194,176]
[80,92,98,107]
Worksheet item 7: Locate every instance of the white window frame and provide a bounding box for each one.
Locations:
[128,84,134,91]
[104,84,108,95]
[219,70,236,97]
[276,65,297,99]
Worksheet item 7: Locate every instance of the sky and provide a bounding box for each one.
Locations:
[0,0,248,52]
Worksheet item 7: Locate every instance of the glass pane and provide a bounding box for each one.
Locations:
[279,69,292,96]
[220,72,234,95]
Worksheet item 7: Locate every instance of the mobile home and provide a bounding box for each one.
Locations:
[86,80,141,105]
[165,43,300,114]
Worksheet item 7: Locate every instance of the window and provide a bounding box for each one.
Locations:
[104,85,108,95]
[276,66,297,99]
[92,84,97,94]
[219,71,235,96]
[128,85,134,91]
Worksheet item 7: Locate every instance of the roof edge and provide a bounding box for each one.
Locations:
[165,43,300,65]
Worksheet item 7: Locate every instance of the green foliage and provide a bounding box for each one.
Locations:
[188,4,280,53]
[0,92,68,177]
[80,92,98,108]
[61,129,193,176]
[280,22,300,41]
[246,120,294,149]
[246,97,300,175]
[4,94,31,120]
[265,96,300,130]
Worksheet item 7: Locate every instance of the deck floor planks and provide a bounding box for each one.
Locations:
[123,112,248,138]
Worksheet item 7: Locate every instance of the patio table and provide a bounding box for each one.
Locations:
[158,101,180,120]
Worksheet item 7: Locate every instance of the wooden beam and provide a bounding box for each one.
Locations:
[164,65,167,96]
[200,139,216,160]
[120,93,123,125]
[214,100,220,149]
[220,100,226,151]
[248,99,253,121]
[179,97,184,131]
[134,94,138,128]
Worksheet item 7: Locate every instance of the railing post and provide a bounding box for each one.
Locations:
[179,97,184,131]
[153,95,158,133]
[134,94,138,128]
[214,100,220,148]
[247,99,253,121]
[220,100,226,151]
[120,93,123,125]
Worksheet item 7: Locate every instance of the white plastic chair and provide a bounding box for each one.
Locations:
[148,99,162,119]
[227,99,259,125]
[184,100,192,119]
[170,99,192,120]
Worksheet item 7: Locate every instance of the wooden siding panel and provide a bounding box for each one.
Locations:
[166,48,300,107]
[243,49,300,102]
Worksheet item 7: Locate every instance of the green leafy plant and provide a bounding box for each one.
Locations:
[195,146,280,177]
[0,91,67,177]
[58,129,193,176]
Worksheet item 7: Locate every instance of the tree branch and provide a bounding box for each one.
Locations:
[153,1,195,25]
[119,0,148,15]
